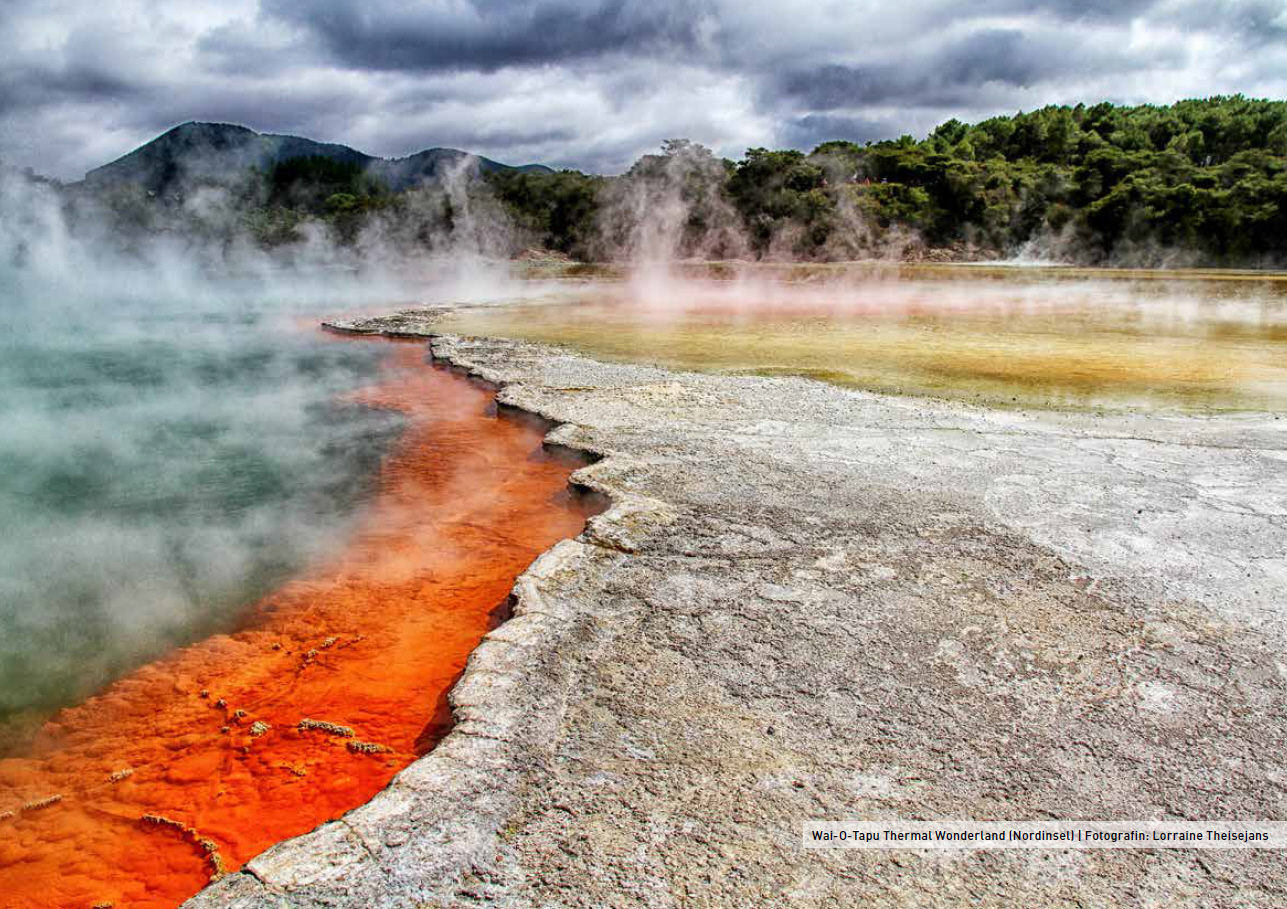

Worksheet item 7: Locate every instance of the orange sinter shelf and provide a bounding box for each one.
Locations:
[0,337,601,909]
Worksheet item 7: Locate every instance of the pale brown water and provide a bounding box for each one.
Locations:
[442,266,1287,412]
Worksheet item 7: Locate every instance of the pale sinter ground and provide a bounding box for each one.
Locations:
[189,303,1286,909]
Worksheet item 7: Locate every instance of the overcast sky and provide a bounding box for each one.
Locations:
[3,0,1286,180]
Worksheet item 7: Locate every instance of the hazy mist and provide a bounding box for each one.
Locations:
[0,168,448,747]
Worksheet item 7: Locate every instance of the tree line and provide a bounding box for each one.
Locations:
[490,96,1287,266]
[14,96,1287,267]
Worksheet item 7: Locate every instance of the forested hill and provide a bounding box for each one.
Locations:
[492,96,1287,266]
[81,122,554,195]
[9,98,1285,267]
[838,96,1287,262]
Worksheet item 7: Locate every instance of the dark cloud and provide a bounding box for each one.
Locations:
[256,0,712,72]
[0,67,127,116]
[981,0,1157,21]
[771,27,1186,110]
[780,114,904,151]
[1160,0,1287,44]
[0,0,1284,180]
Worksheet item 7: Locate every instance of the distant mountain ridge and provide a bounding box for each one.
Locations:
[82,121,553,193]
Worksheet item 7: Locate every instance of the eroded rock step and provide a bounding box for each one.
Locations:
[189,312,1286,908]
[0,337,600,909]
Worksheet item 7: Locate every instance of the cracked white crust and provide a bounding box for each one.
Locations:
[189,314,1287,909]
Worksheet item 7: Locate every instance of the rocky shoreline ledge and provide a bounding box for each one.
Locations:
[190,309,1286,908]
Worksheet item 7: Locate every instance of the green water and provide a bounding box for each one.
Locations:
[444,265,1287,412]
[0,283,403,751]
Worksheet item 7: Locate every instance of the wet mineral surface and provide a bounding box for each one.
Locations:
[0,338,598,909]
[437,270,1287,412]
[186,311,1286,908]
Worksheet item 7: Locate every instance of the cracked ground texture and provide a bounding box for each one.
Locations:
[187,315,1287,909]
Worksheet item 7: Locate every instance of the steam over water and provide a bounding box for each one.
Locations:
[441,266,1287,412]
[4,251,1285,754]
[0,279,403,749]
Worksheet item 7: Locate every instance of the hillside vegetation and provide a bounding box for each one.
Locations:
[10,98,1287,267]
[492,96,1287,266]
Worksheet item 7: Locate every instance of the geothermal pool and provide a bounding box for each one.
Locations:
[442,266,1287,412]
[0,297,403,750]
[3,263,1285,907]
[0,336,599,909]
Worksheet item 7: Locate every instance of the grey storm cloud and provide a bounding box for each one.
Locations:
[780,114,903,152]
[1,0,1285,181]
[770,27,1186,110]
[253,0,715,71]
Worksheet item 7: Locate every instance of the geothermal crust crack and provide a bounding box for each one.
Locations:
[189,310,1287,909]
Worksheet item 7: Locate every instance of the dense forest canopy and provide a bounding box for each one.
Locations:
[8,96,1286,268]
[490,96,1287,266]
